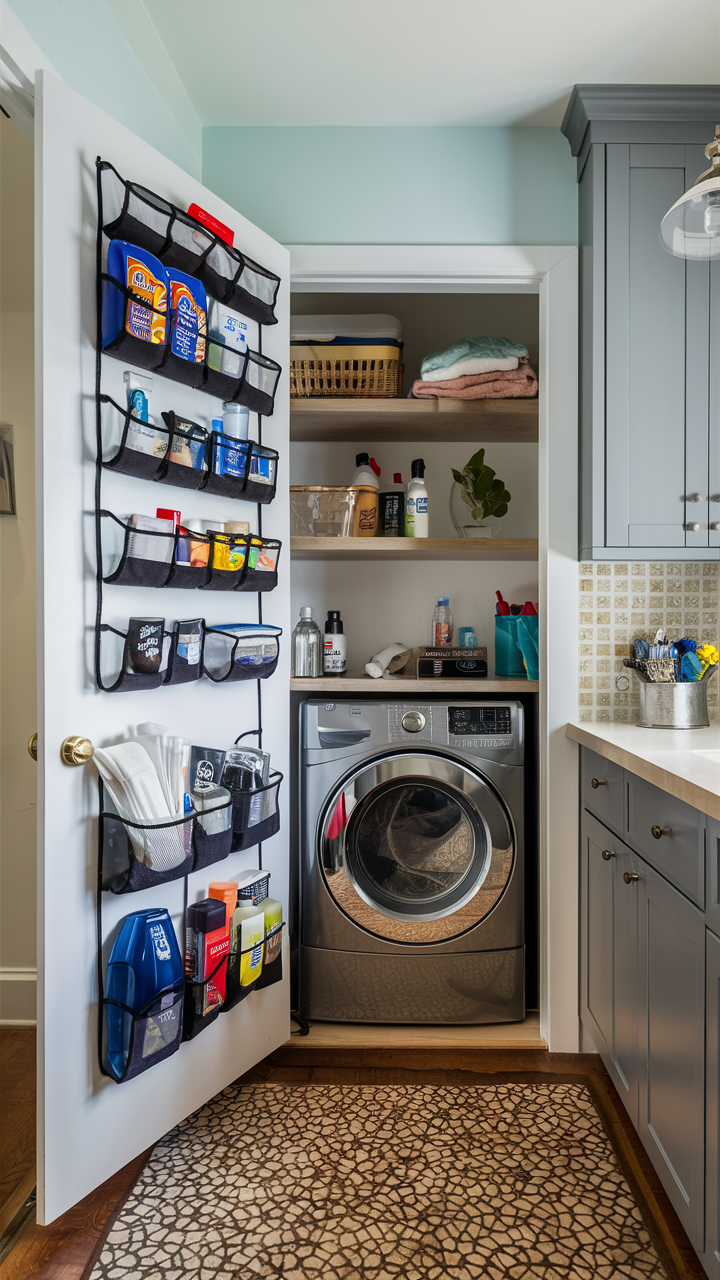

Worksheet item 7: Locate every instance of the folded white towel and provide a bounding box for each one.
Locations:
[94,742,187,870]
[422,355,519,384]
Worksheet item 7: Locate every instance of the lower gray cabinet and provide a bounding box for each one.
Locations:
[636,860,706,1251]
[704,928,720,1280]
[580,811,638,1124]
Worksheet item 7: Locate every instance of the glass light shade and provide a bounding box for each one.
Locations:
[660,175,720,259]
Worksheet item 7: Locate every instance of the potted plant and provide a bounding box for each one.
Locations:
[450,448,512,538]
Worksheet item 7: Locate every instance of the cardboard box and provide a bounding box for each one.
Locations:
[416,647,488,678]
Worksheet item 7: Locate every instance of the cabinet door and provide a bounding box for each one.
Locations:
[35,72,290,1224]
[707,818,720,939]
[704,928,720,1280]
[605,143,717,551]
[637,859,706,1249]
[580,812,638,1123]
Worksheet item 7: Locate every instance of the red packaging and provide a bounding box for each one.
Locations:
[186,898,229,1015]
[187,203,234,248]
[202,927,229,1013]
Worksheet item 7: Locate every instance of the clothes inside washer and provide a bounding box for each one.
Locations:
[353,784,475,900]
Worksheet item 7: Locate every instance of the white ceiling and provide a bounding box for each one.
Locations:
[107,0,719,132]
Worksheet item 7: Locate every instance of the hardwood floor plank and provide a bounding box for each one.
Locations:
[0,1028,36,1238]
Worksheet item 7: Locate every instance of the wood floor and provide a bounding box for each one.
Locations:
[0,1025,705,1280]
[0,1026,35,1239]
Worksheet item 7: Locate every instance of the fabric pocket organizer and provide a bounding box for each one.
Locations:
[254,927,284,993]
[101,985,184,1083]
[202,624,281,683]
[97,623,168,693]
[230,770,283,853]
[101,515,280,594]
[99,160,281,327]
[183,951,229,1041]
[99,785,232,894]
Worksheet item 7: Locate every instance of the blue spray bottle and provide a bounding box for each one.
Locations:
[104,908,184,1082]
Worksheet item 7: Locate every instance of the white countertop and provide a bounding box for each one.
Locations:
[566,721,720,821]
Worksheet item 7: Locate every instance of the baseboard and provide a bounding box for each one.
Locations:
[0,968,36,1023]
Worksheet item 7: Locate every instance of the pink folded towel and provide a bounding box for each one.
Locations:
[412,364,538,400]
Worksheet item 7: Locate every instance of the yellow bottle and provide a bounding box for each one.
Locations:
[231,893,265,987]
[262,896,283,965]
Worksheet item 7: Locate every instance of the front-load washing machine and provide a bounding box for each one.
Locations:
[299,699,525,1024]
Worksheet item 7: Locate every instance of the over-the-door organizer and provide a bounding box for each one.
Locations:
[93,159,285,1083]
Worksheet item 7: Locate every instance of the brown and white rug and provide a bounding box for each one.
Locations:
[88,1081,674,1280]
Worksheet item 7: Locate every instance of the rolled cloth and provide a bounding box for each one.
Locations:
[421,336,529,382]
[365,642,412,680]
[412,364,538,400]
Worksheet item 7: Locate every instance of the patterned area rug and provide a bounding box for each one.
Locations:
[88,1081,674,1280]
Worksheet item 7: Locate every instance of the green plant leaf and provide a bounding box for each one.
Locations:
[464,448,486,476]
[451,468,466,485]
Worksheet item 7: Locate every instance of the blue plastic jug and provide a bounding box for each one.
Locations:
[104,908,183,1083]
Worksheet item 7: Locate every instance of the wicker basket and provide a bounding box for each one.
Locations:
[290,343,404,398]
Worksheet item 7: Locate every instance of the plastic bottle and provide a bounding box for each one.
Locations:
[292,606,323,677]
[378,473,405,537]
[229,885,266,989]
[261,893,283,965]
[103,908,183,1082]
[432,597,453,647]
[323,610,347,676]
[351,453,381,488]
[405,458,429,537]
[222,401,250,441]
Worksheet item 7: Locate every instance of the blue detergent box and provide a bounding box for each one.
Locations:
[212,431,249,479]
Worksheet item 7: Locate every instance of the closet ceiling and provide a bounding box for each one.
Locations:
[107,0,719,129]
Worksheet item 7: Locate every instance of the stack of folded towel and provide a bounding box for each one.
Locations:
[412,336,538,400]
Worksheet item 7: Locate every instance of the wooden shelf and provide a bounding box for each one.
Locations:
[285,1013,543,1049]
[291,536,538,561]
[290,673,539,693]
[290,397,538,443]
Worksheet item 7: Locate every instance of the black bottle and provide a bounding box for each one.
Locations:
[323,611,347,676]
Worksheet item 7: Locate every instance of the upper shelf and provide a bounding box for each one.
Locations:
[289,398,538,443]
[291,536,538,561]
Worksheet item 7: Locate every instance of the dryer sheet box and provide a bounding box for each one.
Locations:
[416,647,488,678]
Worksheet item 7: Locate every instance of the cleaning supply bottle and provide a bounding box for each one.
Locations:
[222,402,249,441]
[228,872,267,994]
[292,606,323,677]
[432,597,453,646]
[103,908,183,1082]
[378,473,405,537]
[323,610,347,675]
[260,887,283,966]
[405,458,429,537]
[351,453,381,488]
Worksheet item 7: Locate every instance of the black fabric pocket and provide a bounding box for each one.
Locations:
[101,511,175,589]
[97,624,167,694]
[101,274,169,373]
[192,814,233,872]
[207,532,250,591]
[254,936,283,991]
[224,256,280,328]
[102,987,184,1084]
[202,433,251,499]
[239,538,281,594]
[100,394,169,482]
[164,619,204,685]
[101,807,195,894]
[183,953,229,1041]
[202,340,245,400]
[224,936,264,1011]
[230,771,282,853]
[156,412,209,491]
[202,626,281,683]
[243,443,279,505]
[235,350,282,416]
[165,527,211,589]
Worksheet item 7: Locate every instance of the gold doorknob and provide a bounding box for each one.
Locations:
[623,871,641,884]
[591,778,607,789]
[601,849,616,860]
[60,736,95,767]
[651,824,665,840]
[28,733,37,761]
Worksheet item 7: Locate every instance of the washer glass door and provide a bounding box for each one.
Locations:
[320,753,515,944]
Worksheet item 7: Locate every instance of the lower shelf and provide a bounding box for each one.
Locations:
[286,1013,543,1050]
[290,673,539,693]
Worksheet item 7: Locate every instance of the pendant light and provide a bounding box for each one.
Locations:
[660,125,720,259]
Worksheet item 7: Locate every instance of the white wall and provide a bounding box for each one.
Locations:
[0,114,37,1023]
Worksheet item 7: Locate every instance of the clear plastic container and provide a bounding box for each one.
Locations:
[290,485,378,537]
[431,597,453,647]
[292,606,322,677]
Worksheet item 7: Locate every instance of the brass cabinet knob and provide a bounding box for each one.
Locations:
[28,733,38,761]
[651,824,665,840]
[60,736,95,767]
[711,522,720,532]
[685,522,700,532]
[591,778,606,789]
[601,849,616,861]
[623,871,641,884]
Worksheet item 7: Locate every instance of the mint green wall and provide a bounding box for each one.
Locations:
[202,126,577,245]
[9,0,201,177]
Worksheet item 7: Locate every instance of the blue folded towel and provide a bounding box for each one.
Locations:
[421,336,529,380]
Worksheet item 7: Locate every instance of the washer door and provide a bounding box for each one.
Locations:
[319,753,515,945]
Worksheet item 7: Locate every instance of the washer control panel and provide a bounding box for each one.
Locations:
[401,710,426,734]
[448,705,515,750]
[388,705,433,743]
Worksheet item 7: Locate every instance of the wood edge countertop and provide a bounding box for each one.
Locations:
[566,721,720,821]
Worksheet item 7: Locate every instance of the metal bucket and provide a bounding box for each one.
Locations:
[637,681,709,729]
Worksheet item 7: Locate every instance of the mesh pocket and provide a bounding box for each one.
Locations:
[102,169,174,257]
[156,320,206,390]
[224,934,265,1010]
[202,339,246,400]
[164,619,204,685]
[164,528,211,590]
[230,771,282,853]
[101,806,194,894]
[202,433,251,499]
[254,931,283,991]
[101,394,170,482]
[244,443,279,505]
[156,412,209,491]
[97,624,167,694]
[101,274,169,373]
[102,987,183,1084]
[225,256,280,327]
[101,511,175,589]
[240,538,281,594]
[192,813,233,872]
[236,350,282,416]
[183,952,229,1041]
[202,625,281,683]
[207,532,250,590]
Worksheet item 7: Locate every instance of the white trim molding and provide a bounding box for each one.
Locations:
[0,965,37,1024]
[287,243,580,1052]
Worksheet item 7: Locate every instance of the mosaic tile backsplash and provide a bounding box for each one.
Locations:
[578,561,719,723]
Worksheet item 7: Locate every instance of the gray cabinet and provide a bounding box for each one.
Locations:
[707,818,720,939]
[580,746,624,834]
[626,771,705,907]
[636,859,706,1249]
[580,811,638,1122]
[704,928,720,1280]
[562,85,720,560]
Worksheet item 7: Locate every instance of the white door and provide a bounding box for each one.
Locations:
[35,70,290,1223]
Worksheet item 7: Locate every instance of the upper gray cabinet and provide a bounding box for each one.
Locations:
[562,86,720,560]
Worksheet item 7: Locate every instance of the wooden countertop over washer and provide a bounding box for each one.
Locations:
[566,721,720,821]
